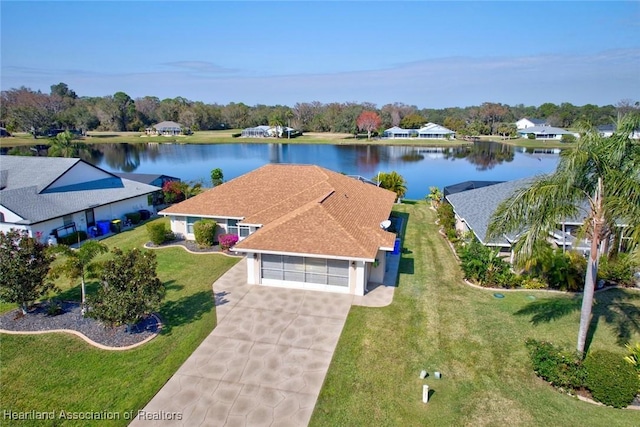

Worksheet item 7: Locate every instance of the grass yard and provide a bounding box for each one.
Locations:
[1,130,473,147]
[310,202,639,427]
[0,218,239,426]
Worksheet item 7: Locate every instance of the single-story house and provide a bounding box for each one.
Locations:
[159,164,398,295]
[445,178,593,261]
[241,125,296,138]
[383,123,454,139]
[516,118,549,130]
[146,121,185,136]
[517,125,577,140]
[417,123,455,139]
[598,124,640,139]
[0,156,160,242]
[383,126,415,139]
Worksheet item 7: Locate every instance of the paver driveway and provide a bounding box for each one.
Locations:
[131,258,378,426]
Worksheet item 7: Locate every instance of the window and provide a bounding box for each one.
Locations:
[186,216,202,234]
[62,215,73,226]
[239,225,250,238]
[227,219,239,235]
[0,212,4,223]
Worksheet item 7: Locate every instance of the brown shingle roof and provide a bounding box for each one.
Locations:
[160,164,397,260]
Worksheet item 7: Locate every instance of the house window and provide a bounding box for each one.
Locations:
[0,212,4,222]
[62,215,73,226]
[186,217,202,234]
[239,225,250,238]
[227,219,239,235]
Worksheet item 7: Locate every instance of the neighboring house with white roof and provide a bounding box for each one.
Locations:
[517,125,577,140]
[0,156,160,242]
[383,123,454,139]
[159,164,398,296]
[417,122,456,139]
[516,118,549,130]
[241,125,295,138]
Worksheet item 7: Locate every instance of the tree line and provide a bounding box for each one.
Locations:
[1,82,637,137]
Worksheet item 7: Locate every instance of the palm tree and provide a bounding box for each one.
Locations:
[49,240,109,315]
[426,186,444,209]
[47,130,86,157]
[374,171,407,201]
[487,113,640,355]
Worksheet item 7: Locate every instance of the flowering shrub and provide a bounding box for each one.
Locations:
[219,233,238,250]
[162,181,184,204]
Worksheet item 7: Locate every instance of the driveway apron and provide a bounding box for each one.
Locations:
[131,258,355,426]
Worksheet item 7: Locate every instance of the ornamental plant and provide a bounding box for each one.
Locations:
[584,350,640,408]
[219,233,238,250]
[194,219,217,247]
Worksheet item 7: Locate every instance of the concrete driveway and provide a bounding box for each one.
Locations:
[131,258,389,426]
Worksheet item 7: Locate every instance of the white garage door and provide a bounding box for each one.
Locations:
[261,254,349,287]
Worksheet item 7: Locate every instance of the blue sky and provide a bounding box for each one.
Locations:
[1,1,638,108]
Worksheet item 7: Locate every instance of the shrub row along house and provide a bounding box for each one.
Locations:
[0,156,160,243]
[160,164,398,295]
[382,122,455,139]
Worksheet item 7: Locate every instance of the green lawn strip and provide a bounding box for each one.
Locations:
[311,202,640,427]
[0,218,239,426]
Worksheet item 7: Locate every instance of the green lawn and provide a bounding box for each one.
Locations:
[0,218,239,426]
[1,130,472,147]
[310,202,639,427]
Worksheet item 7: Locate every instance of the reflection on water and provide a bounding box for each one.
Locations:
[72,141,557,199]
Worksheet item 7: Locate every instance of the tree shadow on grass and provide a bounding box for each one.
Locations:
[514,289,640,352]
[159,290,214,336]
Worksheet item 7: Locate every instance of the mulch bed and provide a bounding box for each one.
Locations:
[0,301,160,348]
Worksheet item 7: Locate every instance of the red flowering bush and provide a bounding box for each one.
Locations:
[162,181,184,204]
[219,234,238,250]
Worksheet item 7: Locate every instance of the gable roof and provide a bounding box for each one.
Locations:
[445,178,533,246]
[418,122,455,134]
[113,172,180,185]
[0,156,160,224]
[160,164,397,260]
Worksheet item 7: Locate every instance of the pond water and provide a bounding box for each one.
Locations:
[80,141,560,200]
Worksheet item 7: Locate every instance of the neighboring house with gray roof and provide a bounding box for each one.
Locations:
[445,178,594,260]
[517,125,577,140]
[0,156,160,242]
[146,121,185,136]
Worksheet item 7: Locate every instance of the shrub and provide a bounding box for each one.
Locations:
[437,202,456,235]
[522,277,547,289]
[219,233,239,250]
[624,342,640,383]
[57,231,88,246]
[561,134,576,144]
[599,254,638,287]
[458,238,515,287]
[525,339,586,390]
[527,133,536,140]
[193,219,217,247]
[584,350,640,408]
[232,132,241,138]
[124,212,142,225]
[147,222,169,245]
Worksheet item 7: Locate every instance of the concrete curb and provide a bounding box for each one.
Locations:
[0,313,162,351]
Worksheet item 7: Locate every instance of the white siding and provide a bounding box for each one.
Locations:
[47,162,112,190]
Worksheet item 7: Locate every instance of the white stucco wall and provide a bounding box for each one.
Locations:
[369,249,387,284]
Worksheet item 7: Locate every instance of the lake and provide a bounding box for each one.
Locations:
[81,141,559,200]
